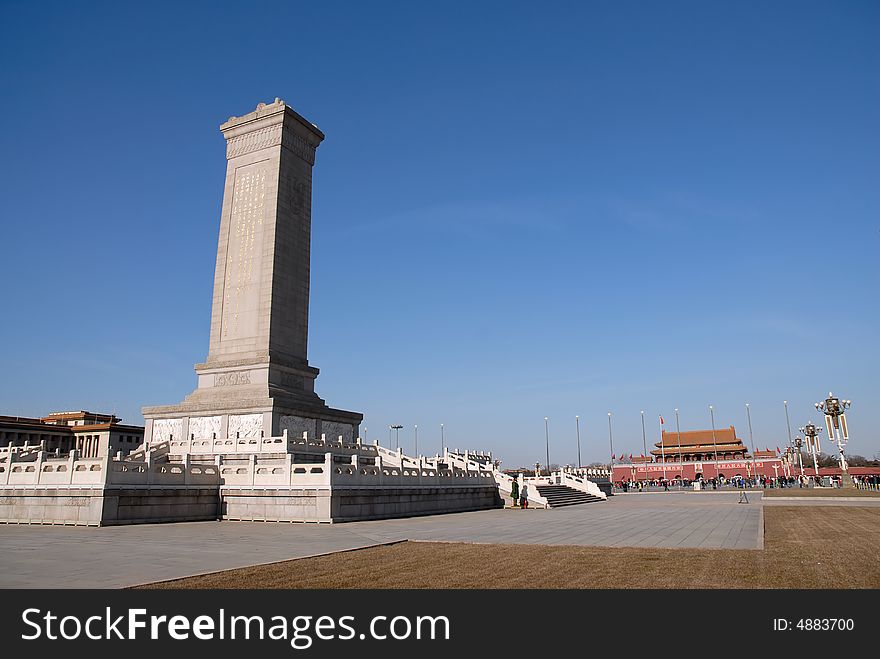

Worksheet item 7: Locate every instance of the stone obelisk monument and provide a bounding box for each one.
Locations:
[143,99,362,447]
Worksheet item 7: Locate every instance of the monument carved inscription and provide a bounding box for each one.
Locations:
[221,164,267,341]
[214,372,251,386]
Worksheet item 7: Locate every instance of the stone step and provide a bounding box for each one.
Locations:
[535,484,605,507]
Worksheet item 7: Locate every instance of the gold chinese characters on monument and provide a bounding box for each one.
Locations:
[220,164,267,340]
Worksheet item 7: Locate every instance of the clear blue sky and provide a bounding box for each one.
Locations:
[1,1,877,468]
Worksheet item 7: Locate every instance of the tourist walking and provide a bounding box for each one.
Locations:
[520,483,529,509]
[510,478,520,508]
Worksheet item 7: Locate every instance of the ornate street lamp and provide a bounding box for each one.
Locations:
[815,392,853,486]
[800,422,822,481]
[792,436,804,478]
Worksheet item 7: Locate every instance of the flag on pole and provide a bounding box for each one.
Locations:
[611,453,615,459]
[658,415,667,475]
[776,446,780,454]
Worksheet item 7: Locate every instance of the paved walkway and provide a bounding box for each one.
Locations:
[0,492,763,588]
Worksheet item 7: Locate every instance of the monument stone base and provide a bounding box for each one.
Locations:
[0,444,502,526]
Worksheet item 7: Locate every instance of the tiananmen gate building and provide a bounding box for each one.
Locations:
[611,425,785,483]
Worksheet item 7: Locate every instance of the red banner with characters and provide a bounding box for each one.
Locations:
[612,459,783,482]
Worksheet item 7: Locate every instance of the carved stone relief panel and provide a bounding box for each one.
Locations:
[152,418,183,443]
[189,416,222,439]
[321,421,352,443]
[228,413,263,438]
[279,415,317,441]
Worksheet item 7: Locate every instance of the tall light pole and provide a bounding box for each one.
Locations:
[640,411,648,486]
[783,400,794,462]
[575,416,582,469]
[709,405,719,471]
[658,414,667,482]
[793,436,804,478]
[815,392,853,486]
[674,408,683,488]
[544,417,550,477]
[414,424,419,457]
[440,423,445,456]
[607,412,614,483]
[390,424,403,450]
[800,422,822,481]
[745,403,758,485]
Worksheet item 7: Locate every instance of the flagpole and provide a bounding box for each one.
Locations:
[575,415,581,469]
[640,411,648,488]
[675,408,683,489]
[746,403,758,486]
[709,405,719,482]
[659,415,667,482]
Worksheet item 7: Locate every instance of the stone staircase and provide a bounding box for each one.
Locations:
[535,484,605,507]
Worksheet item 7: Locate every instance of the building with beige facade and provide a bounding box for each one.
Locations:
[0,410,143,458]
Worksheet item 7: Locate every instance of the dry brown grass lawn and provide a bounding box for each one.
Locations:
[763,488,880,497]
[134,506,880,589]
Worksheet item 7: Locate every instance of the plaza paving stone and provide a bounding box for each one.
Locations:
[0,491,771,588]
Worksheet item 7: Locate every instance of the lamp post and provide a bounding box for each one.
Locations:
[675,408,683,488]
[607,412,614,485]
[440,423,445,456]
[575,416,582,469]
[709,405,719,477]
[793,436,804,478]
[414,424,418,457]
[783,400,795,468]
[544,417,551,478]
[658,414,667,482]
[640,411,648,486]
[815,392,853,487]
[390,424,403,450]
[800,422,822,482]
[745,404,758,486]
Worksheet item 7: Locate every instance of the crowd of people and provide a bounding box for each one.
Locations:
[614,473,880,491]
[853,474,880,490]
